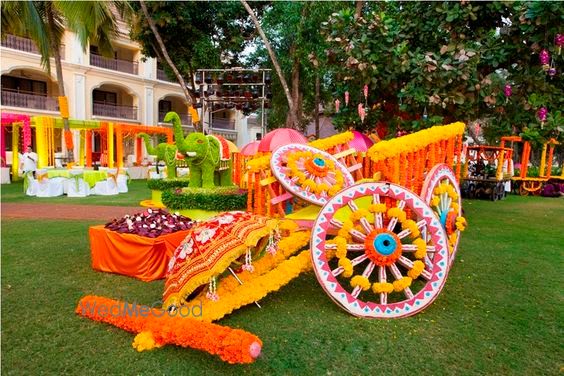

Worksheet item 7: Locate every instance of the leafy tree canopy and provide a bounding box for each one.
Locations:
[322,1,563,145]
[128,1,262,87]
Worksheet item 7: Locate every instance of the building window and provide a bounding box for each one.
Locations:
[1,75,47,95]
[159,100,172,113]
[93,89,117,104]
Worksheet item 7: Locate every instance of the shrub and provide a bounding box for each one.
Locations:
[147,178,191,191]
[162,187,248,211]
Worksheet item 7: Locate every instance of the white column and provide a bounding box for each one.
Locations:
[141,56,156,80]
[71,34,86,65]
[73,74,86,120]
[144,87,154,125]
[72,73,87,161]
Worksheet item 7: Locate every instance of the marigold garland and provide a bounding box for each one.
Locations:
[309,131,354,151]
[246,155,271,172]
[75,295,262,364]
[367,122,465,163]
[196,250,312,322]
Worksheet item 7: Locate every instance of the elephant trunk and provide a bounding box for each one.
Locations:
[137,133,157,156]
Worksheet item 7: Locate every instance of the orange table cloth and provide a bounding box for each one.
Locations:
[89,225,189,282]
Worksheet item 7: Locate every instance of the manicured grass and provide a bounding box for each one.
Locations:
[1,180,151,206]
[1,195,563,374]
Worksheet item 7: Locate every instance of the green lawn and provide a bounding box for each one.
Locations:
[1,180,151,206]
[1,195,563,375]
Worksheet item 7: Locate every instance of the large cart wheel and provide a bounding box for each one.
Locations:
[421,164,466,265]
[271,143,355,206]
[311,182,450,319]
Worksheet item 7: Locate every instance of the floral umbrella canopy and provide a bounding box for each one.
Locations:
[163,211,277,309]
[240,141,261,156]
[349,131,375,152]
[258,128,307,153]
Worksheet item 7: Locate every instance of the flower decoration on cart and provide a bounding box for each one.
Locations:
[77,121,468,363]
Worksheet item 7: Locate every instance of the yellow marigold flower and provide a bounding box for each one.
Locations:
[413,238,427,259]
[132,331,162,352]
[451,202,459,212]
[387,207,407,222]
[337,229,352,240]
[393,276,413,292]
[338,258,354,278]
[342,220,354,231]
[279,220,298,232]
[350,275,371,291]
[431,196,441,207]
[407,260,425,279]
[402,219,420,238]
[372,282,394,294]
[368,203,387,213]
[350,209,370,222]
[334,236,348,258]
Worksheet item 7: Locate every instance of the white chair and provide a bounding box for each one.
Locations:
[67,169,90,197]
[116,168,129,193]
[35,169,65,197]
[92,168,119,195]
[24,172,38,196]
[148,166,160,180]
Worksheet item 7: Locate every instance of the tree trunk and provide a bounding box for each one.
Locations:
[241,0,299,129]
[354,1,364,19]
[286,47,301,127]
[315,72,320,138]
[46,2,73,161]
[139,0,201,132]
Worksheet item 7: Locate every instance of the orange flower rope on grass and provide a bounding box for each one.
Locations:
[75,295,262,364]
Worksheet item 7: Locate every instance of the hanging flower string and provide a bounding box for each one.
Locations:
[556,34,564,55]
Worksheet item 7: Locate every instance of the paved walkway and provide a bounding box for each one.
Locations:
[1,203,144,221]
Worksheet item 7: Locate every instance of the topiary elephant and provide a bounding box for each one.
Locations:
[137,133,178,179]
[166,111,233,188]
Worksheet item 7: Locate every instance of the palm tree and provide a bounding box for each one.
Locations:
[1,1,119,157]
[137,0,200,132]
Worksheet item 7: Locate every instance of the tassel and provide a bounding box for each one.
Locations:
[266,229,280,255]
[242,248,255,272]
[206,276,219,301]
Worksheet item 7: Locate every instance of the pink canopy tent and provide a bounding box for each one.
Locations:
[258,128,307,152]
[349,130,374,152]
[240,141,261,156]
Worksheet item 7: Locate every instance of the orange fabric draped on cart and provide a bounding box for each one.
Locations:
[89,225,189,282]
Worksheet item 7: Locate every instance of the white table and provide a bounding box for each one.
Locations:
[1,167,11,184]
[128,166,150,179]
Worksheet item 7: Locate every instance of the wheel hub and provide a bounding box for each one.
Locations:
[364,230,402,266]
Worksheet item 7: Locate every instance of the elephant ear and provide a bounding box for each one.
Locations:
[164,146,177,165]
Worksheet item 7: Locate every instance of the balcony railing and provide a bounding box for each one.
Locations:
[157,69,176,83]
[211,118,235,130]
[1,34,65,58]
[93,102,138,120]
[1,89,59,111]
[90,54,138,75]
[158,111,191,125]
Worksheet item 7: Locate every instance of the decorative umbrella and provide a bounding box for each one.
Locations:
[224,139,239,154]
[163,211,278,309]
[240,141,261,156]
[349,130,375,152]
[258,128,307,153]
